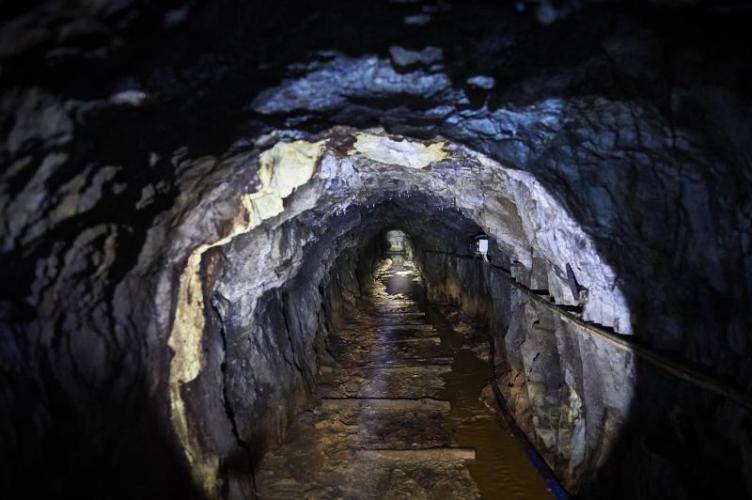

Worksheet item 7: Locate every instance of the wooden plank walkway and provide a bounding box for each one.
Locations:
[255,260,481,499]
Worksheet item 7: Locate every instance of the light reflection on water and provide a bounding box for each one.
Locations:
[381,253,554,500]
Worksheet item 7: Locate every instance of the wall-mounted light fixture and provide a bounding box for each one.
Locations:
[472,234,489,261]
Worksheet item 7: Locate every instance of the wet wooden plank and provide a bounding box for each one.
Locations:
[319,397,452,412]
[355,448,477,461]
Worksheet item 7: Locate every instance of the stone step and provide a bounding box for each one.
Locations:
[258,452,480,500]
[319,397,451,412]
[348,336,441,346]
[315,397,456,450]
[376,312,426,320]
[346,322,430,331]
[354,448,476,462]
[347,320,432,328]
[380,322,430,329]
[332,356,455,369]
[376,326,438,341]
[369,305,419,313]
[332,364,452,376]
[336,323,435,337]
[341,453,481,499]
[352,311,425,319]
[318,365,450,399]
[332,341,446,363]
[334,332,438,344]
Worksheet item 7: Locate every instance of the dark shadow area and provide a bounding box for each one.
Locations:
[4,0,751,161]
[582,361,750,499]
[0,366,200,499]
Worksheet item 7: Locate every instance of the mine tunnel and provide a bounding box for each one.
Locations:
[2,1,752,499]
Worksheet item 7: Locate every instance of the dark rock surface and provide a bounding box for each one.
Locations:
[1,1,752,498]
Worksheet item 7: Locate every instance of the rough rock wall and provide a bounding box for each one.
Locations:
[416,245,750,498]
[205,208,388,496]
[206,236,369,497]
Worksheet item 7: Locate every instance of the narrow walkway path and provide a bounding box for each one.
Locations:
[255,255,552,499]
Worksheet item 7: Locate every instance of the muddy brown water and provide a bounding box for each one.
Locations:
[381,254,555,500]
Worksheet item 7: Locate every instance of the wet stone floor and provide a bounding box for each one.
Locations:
[255,255,554,499]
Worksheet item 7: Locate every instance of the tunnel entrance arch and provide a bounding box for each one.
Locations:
[385,229,408,253]
[163,129,634,496]
[161,127,746,498]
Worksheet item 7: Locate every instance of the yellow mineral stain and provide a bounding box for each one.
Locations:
[168,140,325,497]
[351,132,447,168]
